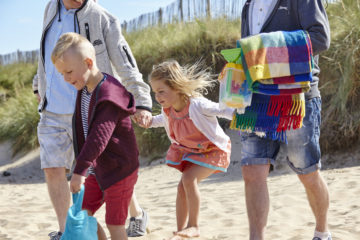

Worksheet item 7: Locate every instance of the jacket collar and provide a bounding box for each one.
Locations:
[54,0,91,20]
[243,0,282,36]
[260,0,282,32]
[74,0,91,22]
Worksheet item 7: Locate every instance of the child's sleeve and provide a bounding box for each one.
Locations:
[149,114,166,128]
[73,102,122,176]
[197,98,234,120]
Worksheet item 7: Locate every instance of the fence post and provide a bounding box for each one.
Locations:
[122,21,127,33]
[179,0,184,22]
[206,0,211,18]
[188,0,191,21]
[158,8,163,26]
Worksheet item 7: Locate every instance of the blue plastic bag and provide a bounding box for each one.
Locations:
[61,185,98,240]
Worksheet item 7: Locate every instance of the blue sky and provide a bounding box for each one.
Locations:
[0,0,175,54]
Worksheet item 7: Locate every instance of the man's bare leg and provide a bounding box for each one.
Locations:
[44,167,71,233]
[298,170,329,233]
[242,164,270,240]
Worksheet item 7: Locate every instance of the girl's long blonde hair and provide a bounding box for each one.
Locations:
[149,60,216,101]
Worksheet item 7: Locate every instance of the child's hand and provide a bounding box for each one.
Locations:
[70,174,85,193]
[143,116,153,128]
[132,109,152,128]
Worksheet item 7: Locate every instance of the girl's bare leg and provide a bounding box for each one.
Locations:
[86,210,107,240]
[176,164,215,238]
[107,224,127,240]
[129,192,143,218]
[97,223,108,240]
[176,180,188,231]
[168,234,184,240]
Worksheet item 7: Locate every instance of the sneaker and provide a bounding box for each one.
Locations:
[126,209,149,237]
[48,231,62,240]
[312,236,332,240]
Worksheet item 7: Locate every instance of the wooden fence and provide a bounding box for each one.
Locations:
[1,0,338,65]
[122,0,246,32]
[121,0,338,32]
[0,50,39,66]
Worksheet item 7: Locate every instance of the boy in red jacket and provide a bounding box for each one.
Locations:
[52,32,139,240]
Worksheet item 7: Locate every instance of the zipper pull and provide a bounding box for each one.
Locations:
[122,46,136,68]
[85,23,90,41]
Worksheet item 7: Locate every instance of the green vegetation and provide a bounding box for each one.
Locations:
[319,0,360,151]
[126,18,241,77]
[0,88,39,155]
[0,1,359,157]
[0,63,37,100]
[0,63,39,156]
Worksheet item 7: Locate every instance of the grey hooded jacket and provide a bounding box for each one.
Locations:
[33,0,152,111]
[241,0,331,99]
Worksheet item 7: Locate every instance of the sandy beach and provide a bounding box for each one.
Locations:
[0,130,360,240]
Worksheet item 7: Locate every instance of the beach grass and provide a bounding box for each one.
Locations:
[319,0,360,152]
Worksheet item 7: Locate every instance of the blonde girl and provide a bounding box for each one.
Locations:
[146,60,234,239]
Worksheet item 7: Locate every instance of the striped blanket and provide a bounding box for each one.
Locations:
[240,30,313,83]
[219,30,314,141]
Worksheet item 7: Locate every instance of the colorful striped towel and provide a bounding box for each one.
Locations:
[230,93,306,141]
[220,31,314,95]
[219,30,314,142]
[239,30,314,85]
[251,79,311,95]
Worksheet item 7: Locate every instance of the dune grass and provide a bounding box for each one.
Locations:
[0,63,37,100]
[126,18,241,77]
[0,63,39,156]
[319,0,360,152]
[0,83,39,156]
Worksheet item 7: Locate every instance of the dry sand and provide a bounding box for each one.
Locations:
[0,130,359,240]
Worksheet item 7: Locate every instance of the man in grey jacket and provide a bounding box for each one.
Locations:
[239,1,331,240]
[33,0,150,239]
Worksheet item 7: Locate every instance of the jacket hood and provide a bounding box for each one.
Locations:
[95,73,136,115]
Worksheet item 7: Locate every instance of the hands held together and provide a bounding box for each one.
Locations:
[132,109,152,128]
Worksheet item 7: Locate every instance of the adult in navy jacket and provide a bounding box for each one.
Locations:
[239,1,331,240]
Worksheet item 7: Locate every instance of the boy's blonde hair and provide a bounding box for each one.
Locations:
[51,32,95,64]
[149,60,216,100]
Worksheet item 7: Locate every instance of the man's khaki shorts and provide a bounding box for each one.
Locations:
[37,110,74,170]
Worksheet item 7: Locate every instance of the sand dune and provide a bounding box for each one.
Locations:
[0,133,359,239]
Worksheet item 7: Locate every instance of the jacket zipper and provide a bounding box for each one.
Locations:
[40,0,61,67]
[122,46,135,68]
[85,23,90,41]
[74,0,88,34]
[88,76,106,192]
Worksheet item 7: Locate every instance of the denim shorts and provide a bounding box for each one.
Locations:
[37,110,74,170]
[240,97,322,175]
